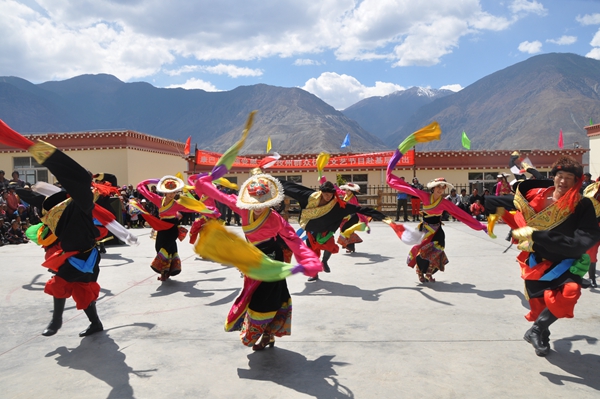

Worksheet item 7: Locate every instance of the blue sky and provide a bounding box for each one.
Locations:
[1,0,600,110]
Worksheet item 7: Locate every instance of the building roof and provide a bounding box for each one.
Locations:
[0,130,186,156]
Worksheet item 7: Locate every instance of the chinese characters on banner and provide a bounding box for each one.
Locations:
[195,149,415,169]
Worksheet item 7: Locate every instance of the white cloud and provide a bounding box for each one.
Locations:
[518,40,542,54]
[588,29,600,60]
[546,36,577,45]
[164,64,262,78]
[301,72,404,110]
[166,78,220,91]
[587,47,600,60]
[509,0,547,16]
[294,59,323,66]
[200,64,263,78]
[440,84,463,92]
[0,0,539,83]
[591,29,600,47]
[576,13,600,26]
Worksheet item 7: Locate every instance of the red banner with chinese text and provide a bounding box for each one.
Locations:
[195,149,414,169]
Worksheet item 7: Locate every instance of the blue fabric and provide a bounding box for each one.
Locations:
[397,192,408,200]
[529,253,574,281]
[341,133,350,148]
[67,248,99,274]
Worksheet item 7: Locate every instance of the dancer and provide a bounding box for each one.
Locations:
[194,168,322,350]
[278,179,390,281]
[137,176,194,281]
[386,125,487,283]
[495,173,512,196]
[387,170,487,282]
[583,180,600,288]
[336,183,370,253]
[0,121,115,336]
[508,156,600,356]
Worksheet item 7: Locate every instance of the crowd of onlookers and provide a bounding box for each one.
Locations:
[0,170,37,245]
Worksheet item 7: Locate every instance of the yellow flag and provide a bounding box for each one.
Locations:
[266,137,272,153]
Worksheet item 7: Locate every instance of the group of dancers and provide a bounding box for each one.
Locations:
[0,117,598,359]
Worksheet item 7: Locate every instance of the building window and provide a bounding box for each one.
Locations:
[274,175,302,183]
[467,172,498,194]
[13,156,49,184]
[339,174,368,193]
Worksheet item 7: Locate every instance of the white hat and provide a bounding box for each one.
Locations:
[339,183,360,192]
[156,175,185,194]
[497,173,509,178]
[236,172,285,210]
[426,177,454,191]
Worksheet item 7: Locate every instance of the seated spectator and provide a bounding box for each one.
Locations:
[445,189,460,221]
[5,185,20,218]
[5,219,28,244]
[9,171,25,188]
[470,199,486,221]
[0,202,7,220]
[458,188,470,214]
[0,216,7,245]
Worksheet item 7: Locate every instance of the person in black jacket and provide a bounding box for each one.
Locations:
[27,141,105,337]
[510,156,600,356]
[278,179,390,281]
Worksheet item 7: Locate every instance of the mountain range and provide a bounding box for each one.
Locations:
[0,52,599,154]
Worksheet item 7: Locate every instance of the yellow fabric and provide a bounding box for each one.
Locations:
[340,222,367,238]
[584,182,600,217]
[316,152,330,178]
[242,209,271,239]
[194,220,263,274]
[213,177,239,191]
[28,140,57,164]
[177,195,210,214]
[299,191,338,229]
[486,207,505,239]
[513,189,572,231]
[41,197,71,233]
[511,226,536,241]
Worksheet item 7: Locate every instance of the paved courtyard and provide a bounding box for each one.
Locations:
[0,221,599,399]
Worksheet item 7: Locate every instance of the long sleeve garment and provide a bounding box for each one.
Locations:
[137,180,191,220]
[516,180,600,264]
[194,176,322,272]
[278,179,388,234]
[386,170,486,232]
[41,150,99,252]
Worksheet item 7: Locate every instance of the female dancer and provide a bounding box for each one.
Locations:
[495,173,512,196]
[194,168,321,350]
[387,151,487,282]
[137,176,192,281]
[336,183,370,253]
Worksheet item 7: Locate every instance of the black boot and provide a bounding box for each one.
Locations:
[590,262,597,288]
[523,308,558,356]
[322,251,331,273]
[79,301,104,337]
[42,297,66,336]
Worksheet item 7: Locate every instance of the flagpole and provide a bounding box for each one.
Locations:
[193,143,198,174]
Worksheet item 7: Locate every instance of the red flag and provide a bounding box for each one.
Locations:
[258,152,281,169]
[558,129,564,149]
[184,136,191,156]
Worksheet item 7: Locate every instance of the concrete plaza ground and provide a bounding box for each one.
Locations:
[0,221,599,399]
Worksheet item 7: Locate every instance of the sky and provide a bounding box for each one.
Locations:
[1,0,600,110]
